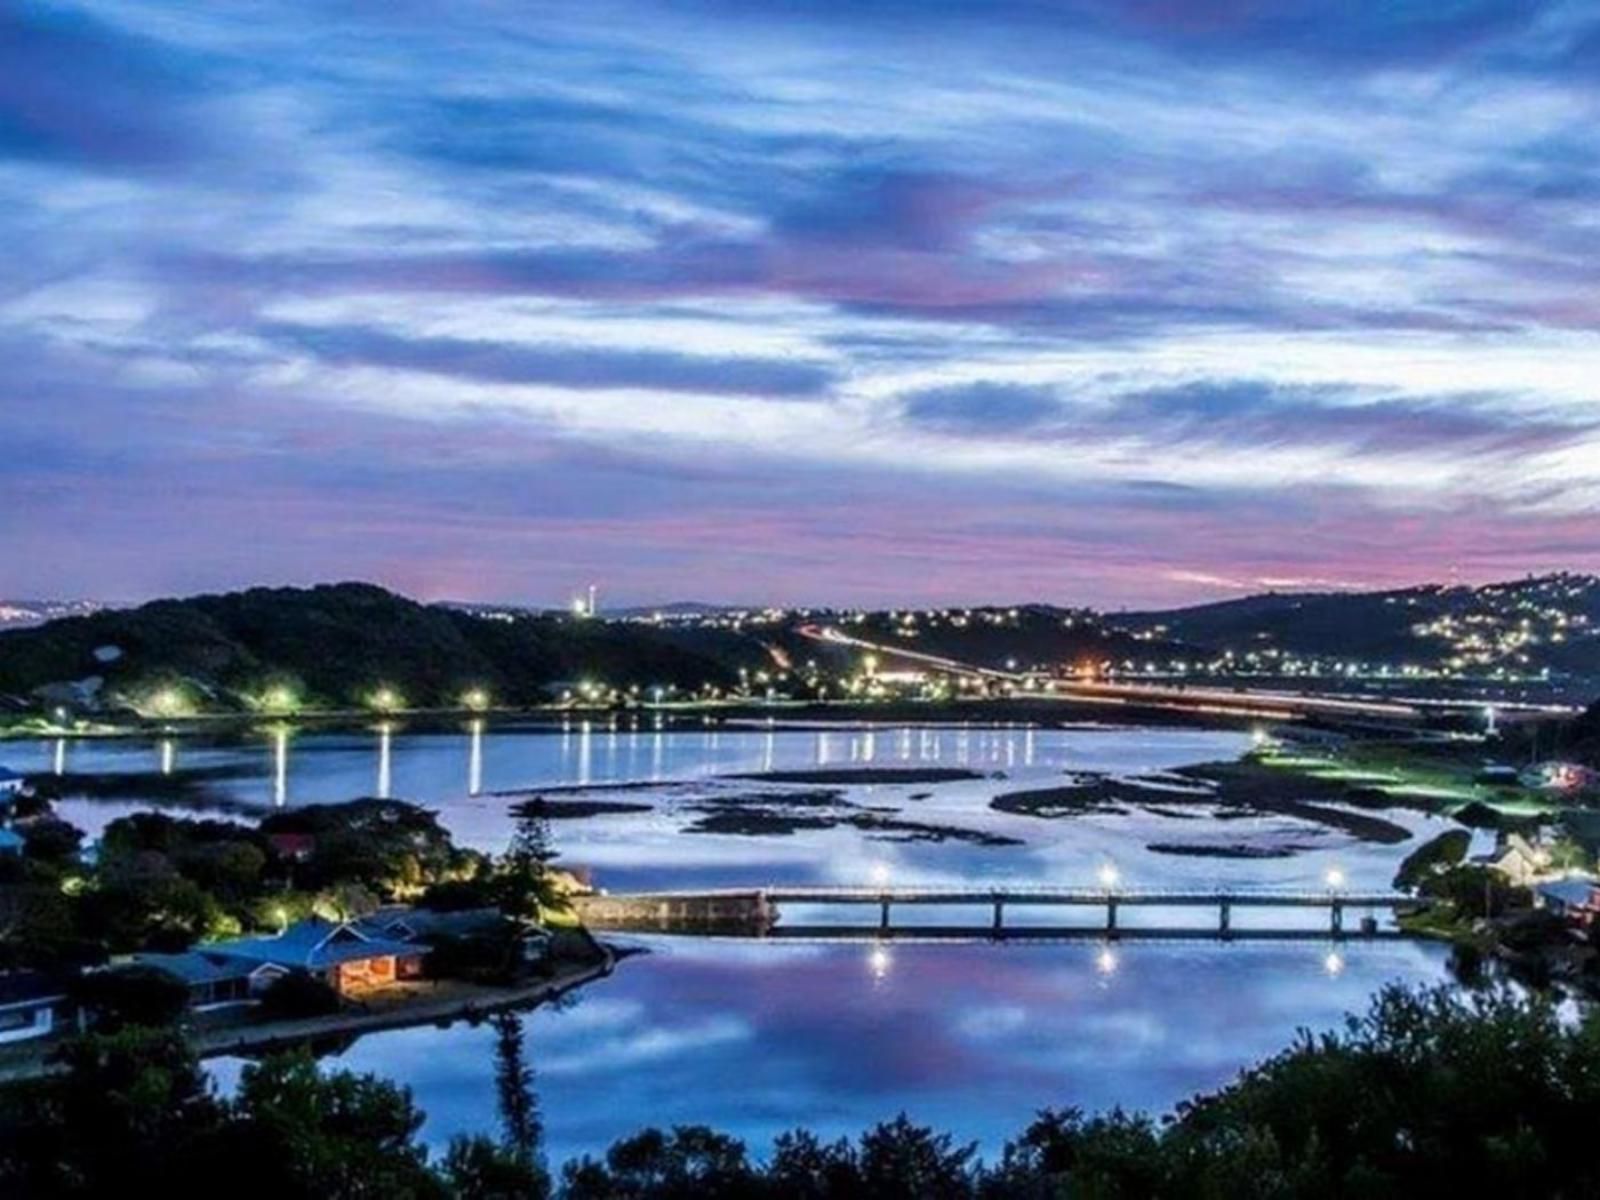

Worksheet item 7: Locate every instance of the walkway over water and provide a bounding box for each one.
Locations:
[575,885,1422,941]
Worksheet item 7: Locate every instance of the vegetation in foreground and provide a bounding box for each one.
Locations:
[2,983,1598,1198]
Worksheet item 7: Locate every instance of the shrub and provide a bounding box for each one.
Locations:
[74,965,190,1031]
[258,970,340,1019]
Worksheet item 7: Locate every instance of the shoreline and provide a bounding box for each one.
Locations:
[0,948,620,1085]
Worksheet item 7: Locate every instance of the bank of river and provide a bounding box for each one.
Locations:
[6,721,1476,1164]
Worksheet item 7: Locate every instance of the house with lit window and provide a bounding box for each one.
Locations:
[202,917,428,997]
[134,917,430,1006]
[0,972,70,1044]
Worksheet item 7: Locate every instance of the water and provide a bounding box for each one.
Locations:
[7,720,1463,1164]
[212,937,1453,1169]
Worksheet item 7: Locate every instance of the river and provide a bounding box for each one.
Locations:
[4,719,1464,1167]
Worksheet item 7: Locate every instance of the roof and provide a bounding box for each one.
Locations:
[359,906,507,941]
[131,950,270,986]
[0,970,67,1010]
[215,917,426,971]
[1537,879,1599,907]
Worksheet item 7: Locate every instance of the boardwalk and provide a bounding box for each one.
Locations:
[576,885,1422,940]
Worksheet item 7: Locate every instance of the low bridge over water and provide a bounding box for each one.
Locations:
[574,886,1422,942]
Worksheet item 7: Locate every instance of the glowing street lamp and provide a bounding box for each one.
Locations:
[1325,866,1346,892]
[1098,862,1120,892]
[462,687,490,712]
[263,684,296,713]
[371,687,401,713]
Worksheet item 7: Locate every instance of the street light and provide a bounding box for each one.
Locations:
[1098,862,1120,892]
[1325,866,1346,892]
[462,688,489,712]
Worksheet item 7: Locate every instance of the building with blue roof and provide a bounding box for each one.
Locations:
[134,916,430,1006]
[1535,878,1600,927]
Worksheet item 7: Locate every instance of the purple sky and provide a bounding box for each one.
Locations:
[4,2,1600,609]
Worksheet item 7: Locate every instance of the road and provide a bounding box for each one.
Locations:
[796,623,1574,724]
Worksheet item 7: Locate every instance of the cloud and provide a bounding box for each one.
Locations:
[262,322,836,399]
[901,383,1062,433]
[0,6,208,169]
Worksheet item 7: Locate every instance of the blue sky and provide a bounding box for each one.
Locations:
[4,0,1600,608]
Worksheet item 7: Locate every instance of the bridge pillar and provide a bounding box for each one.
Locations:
[1219,900,1231,938]
[1330,901,1344,937]
[880,895,891,931]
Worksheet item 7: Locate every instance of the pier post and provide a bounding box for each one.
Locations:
[1219,899,1231,938]
[992,895,1004,935]
[880,894,891,931]
[1106,898,1118,934]
[1330,900,1343,936]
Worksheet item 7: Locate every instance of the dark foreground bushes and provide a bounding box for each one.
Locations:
[2,984,1598,1199]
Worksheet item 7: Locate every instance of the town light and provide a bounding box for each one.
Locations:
[264,685,296,713]
[462,687,490,712]
[1098,862,1120,891]
[1325,866,1346,891]
[371,687,401,712]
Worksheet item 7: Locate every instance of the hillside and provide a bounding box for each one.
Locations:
[0,583,746,713]
[1117,574,1600,677]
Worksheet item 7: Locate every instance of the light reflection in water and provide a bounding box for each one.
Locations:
[53,738,65,776]
[867,942,893,982]
[468,720,484,797]
[273,726,289,807]
[377,723,393,799]
[159,738,175,776]
[577,721,592,787]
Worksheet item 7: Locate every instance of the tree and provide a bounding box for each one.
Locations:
[225,1052,446,1199]
[440,1135,548,1200]
[259,970,341,1019]
[491,1011,545,1179]
[497,812,561,921]
[74,965,191,1031]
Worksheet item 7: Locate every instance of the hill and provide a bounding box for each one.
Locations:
[0,583,751,714]
[1117,574,1600,677]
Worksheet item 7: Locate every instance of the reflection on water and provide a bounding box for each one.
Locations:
[159,738,175,776]
[230,937,1453,1168]
[468,720,484,797]
[377,723,393,799]
[273,726,289,808]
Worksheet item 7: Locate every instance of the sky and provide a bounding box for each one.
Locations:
[4,0,1600,610]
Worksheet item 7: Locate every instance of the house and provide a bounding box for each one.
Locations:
[0,829,23,858]
[0,972,70,1044]
[1535,879,1600,927]
[265,832,315,863]
[133,950,285,1009]
[0,767,26,797]
[134,917,431,1007]
[209,917,429,997]
[1520,761,1598,794]
[1472,833,1553,887]
[360,906,550,964]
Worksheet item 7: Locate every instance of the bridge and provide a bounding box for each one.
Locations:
[573,885,1422,942]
